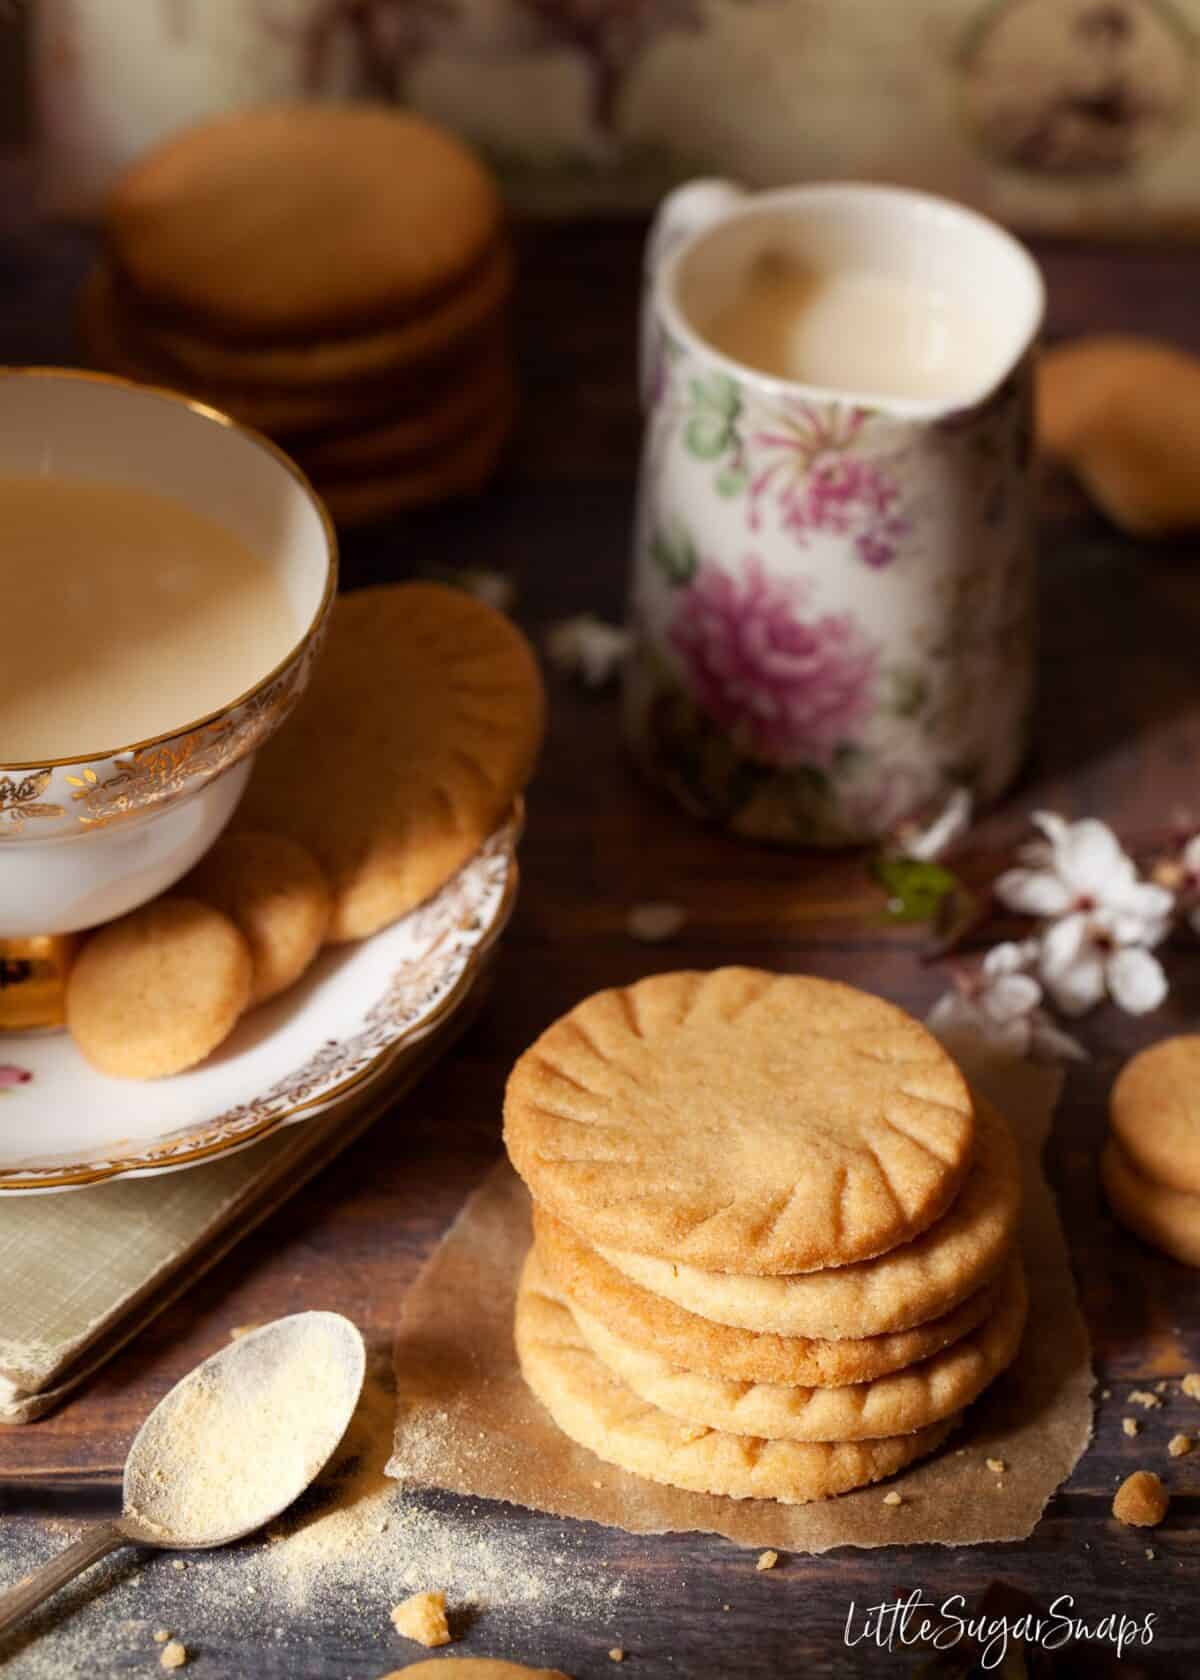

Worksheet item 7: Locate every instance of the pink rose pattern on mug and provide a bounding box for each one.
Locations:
[625,331,1036,846]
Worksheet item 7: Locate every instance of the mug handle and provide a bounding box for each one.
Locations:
[640,178,746,411]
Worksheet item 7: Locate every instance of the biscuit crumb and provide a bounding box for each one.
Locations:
[755,1550,779,1571]
[171,1560,186,1572]
[1182,1373,1200,1400]
[390,1590,451,1648]
[882,1490,903,1506]
[152,1630,170,1644]
[229,1323,263,1340]
[160,1641,187,1670]
[627,902,688,944]
[1156,1381,1169,1393]
[1128,1389,1163,1409]
[1101,1388,1111,1400]
[1168,1434,1193,1458]
[1113,1470,1170,1528]
[609,1649,625,1663]
[1123,1417,1140,1437]
[1146,1547,1157,1560]
[986,1458,1006,1473]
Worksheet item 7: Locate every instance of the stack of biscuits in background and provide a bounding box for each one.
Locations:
[79,105,516,526]
[66,584,544,1079]
[505,969,1029,1504]
[1104,1037,1200,1267]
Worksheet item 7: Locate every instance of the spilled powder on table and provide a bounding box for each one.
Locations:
[251,1357,628,1621]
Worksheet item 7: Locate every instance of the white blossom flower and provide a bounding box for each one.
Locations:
[1038,908,1169,1017]
[995,813,1172,926]
[927,941,1086,1062]
[894,787,973,863]
[994,813,1173,1018]
[1176,833,1200,936]
[546,615,631,687]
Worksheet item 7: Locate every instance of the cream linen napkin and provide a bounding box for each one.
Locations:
[0,983,485,1424]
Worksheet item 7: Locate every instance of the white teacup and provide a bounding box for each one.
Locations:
[625,180,1045,846]
[0,369,336,1021]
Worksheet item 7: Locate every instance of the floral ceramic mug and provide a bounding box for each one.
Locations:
[624,180,1045,846]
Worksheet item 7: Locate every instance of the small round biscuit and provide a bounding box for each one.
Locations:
[312,398,516,526]
[132,241,513,391]
[107,105,503,340]
[66,898,251,1080]
[1102,1137,1200,1267]
[184,831,331,1006]
[595,1094,1021,1340]
[506,970,974,1274]
[533,1206,999,1388]
[516,1253,957,1504]
[568,1258,1027,1442]
[78,264,402,439]
[236,583,544,941]
[1110,1036,1200,1196]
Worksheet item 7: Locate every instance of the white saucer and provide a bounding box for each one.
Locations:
[0,812,519,1193]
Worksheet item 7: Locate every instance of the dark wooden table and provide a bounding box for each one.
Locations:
[1,167,1199,1677]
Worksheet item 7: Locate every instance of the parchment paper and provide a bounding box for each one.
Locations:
[388,1044,1094,1550]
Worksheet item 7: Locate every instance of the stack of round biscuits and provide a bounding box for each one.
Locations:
[79,105,515,526]
[504,969,1028,1505]
[1104,1037,1200,1267]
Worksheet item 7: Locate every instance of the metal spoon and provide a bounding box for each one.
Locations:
[0,1311,365,1637]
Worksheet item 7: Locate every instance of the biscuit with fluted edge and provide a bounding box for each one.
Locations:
[596,1093,1020,1339]
[131,242,512,392]
[533,1205,999,1388]
[1102,1137,1200,1267]
[183,830,330,1006]
[506,970,974,1275]
[516,1252,958,1504]
[107,105,503,341]
[66,898,251,1079]
[313,397,516,526]
[569,1257,1027,1442]
[1110,1035,1200,1196]
[236,584,543,942]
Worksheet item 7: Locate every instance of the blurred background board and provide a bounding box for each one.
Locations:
[10,0,1200,229]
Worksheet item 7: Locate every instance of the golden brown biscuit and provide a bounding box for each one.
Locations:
[506,970,974,1274]
[533,1206,1000,1388]
[312,400,516,526]
[1110,1036,1200,1196]
[78,264,402,439]
[298,352,514,476]
[183,831,331,1006]
[66,898,251,1079]
[568,1258,1027,1442]
[130,242,513,391]
[597,1093,1021,1339]
[1102,1138,1200,1268]
[237,584,543,942]
[107,105,503,341]
[1037,336,1200,535]
[516,1253,958,1504]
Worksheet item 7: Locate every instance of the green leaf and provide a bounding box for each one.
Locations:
[684,412,732,460]
[649,529,698,587]
[715,465,749,497]
[870,854,961,924]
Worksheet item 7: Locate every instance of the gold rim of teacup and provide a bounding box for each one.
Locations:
[0,365,339,774]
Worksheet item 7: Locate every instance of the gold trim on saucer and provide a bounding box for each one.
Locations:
[0,805,522,1192]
